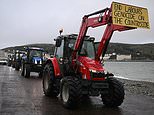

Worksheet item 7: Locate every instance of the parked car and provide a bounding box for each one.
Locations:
[0,58,8,65]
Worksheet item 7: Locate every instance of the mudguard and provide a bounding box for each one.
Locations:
[47,57,61,77]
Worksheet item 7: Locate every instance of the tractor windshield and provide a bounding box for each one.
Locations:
[79,40,95,59]
[29,50,43,58]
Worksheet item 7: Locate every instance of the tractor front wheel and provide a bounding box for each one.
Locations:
[101,77,125,107]
[60,76,82,109]
[42,63,59,97]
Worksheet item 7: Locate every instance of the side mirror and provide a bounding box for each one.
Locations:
[55,37,62,47]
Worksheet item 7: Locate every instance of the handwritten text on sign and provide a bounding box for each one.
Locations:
[112,2,150,29]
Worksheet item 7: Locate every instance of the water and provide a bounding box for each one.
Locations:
[104,62,154,82]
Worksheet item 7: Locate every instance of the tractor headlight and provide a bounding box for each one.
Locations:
[89,69,96,73]
[40,60,42,64]
[34,60,37,64]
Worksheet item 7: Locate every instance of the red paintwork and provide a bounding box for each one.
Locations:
[92,78,105,81]
[79,66,91,80]
[72,7,136,61]
[48,57,61,77]
[78,56,105,80]
[78,56,104,71]
[72,6,136,79]
[72,9,110,62]
[51,5,136,81]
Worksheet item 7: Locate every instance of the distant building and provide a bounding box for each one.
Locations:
[116,54,131,61]
[102,53,132,61]
[0,50,7,59]
[109,53,117,60]
[103,54,111,60]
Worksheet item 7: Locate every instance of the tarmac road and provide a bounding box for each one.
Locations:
[0,65,154,115]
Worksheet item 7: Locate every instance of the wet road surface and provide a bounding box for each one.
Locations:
[0,65,154,115]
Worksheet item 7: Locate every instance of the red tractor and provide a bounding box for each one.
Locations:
[42,2,148,108]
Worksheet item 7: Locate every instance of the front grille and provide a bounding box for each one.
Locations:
[92,82,109,89]
[91,72,105,78]
[37,60,40,64]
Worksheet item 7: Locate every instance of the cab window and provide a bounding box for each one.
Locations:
[56,40,64,58]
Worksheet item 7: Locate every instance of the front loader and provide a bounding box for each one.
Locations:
[42,2,150,109]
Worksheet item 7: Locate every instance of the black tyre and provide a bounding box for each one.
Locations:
[101,77,125,107]
[24,64,30,78]
[60,76,82,109]
[15,67,20,71]
[15,64,20,71]
[42,63,59,97]
[12,63,15,68]
[21,63,25,76]
[38,72,43,78]
[8,62,11,66]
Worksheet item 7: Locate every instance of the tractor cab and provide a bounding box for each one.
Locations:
[79,37,95,59]
[55,34,95,59]
[54,34,97,76]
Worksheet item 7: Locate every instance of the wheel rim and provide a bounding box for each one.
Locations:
[44,72,50,90]
[62,83,69,103]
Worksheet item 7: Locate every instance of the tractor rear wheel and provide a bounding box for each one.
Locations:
[60,76,82,109]
[24,64,30,78]
[21,63,24,76]
[15,64,20,71]
[42,63,59,97]
[101,77,125,107]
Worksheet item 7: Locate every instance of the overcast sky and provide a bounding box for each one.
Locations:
[0,0,153,49]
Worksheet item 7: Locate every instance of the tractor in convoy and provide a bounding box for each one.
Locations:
[7,54,13,66]
[42,2,150,108]
[21,47,45,78]
[11,50,26,70]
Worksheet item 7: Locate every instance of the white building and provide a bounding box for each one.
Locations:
[116,54,131,61]
[103,54,111,60]
[0,50,8,59]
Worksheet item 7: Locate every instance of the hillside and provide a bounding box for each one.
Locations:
[2,43,154,60]
[2,43,55,55]
[95,43,154,60]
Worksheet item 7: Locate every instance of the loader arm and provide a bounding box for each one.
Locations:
[72,7,135,65]
[73,8,109,57]
[96,24,135,61]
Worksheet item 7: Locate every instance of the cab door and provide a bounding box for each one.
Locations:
[55,39,64,75]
